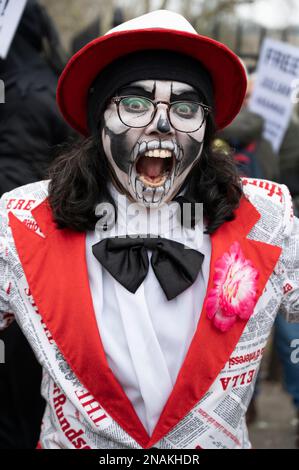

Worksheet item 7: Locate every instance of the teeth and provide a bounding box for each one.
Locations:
[147,140,161,150]
[144,149,172,158]
[135,178,144,199]
[164,178,171,193]
[153,191,161,204]
[139,142,147,155]
[132,143,140,161]
[161,141,174,151]
[173,143,180,160]
[151,188,156,203]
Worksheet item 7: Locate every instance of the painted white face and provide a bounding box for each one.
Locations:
[101,80,207,206]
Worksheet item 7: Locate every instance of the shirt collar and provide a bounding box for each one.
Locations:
[95,183,207,253]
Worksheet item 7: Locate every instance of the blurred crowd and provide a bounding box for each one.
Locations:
[0,0,298,450]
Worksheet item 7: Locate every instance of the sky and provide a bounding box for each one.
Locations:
[123,0,299,29]
[237,0,299,28]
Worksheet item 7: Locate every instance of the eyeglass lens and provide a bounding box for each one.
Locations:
[118,96,205,132]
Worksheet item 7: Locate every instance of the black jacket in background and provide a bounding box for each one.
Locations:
[0,0,71,194]
[0,0,73,449]
[217,108,279,182]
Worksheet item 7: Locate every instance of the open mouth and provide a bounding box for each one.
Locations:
[135,149,175,188]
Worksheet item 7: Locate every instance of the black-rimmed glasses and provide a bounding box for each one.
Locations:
[111,96,212,133]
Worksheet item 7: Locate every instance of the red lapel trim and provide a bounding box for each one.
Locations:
[9,201,150,448]
[147,197,281,447]
[9,196,281,448]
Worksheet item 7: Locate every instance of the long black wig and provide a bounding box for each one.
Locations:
[48,113,243,235]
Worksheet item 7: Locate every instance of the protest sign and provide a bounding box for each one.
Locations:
[0,0,27,59]
[249,38,299,152]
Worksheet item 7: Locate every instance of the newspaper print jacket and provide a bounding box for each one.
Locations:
[0,178,298,449]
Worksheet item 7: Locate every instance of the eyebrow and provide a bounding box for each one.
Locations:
[117,84,202,102]
[170,90,201,102]
[117,85,153,98]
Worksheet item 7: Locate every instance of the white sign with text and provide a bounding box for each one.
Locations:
[249,37,299,153]
[0,0,27,59]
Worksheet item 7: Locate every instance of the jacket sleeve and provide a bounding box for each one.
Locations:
[0,194,15,329]
[279,203,299,323]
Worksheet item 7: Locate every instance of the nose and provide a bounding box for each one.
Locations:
[144,103,175,136]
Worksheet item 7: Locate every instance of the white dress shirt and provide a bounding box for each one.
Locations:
[85,185,211,435]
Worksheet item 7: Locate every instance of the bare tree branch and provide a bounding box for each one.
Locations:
[101,0,116,33]
[144,0,151,13]
[182,0,193,19]
[202,0,254,20]
[159,0,170,9]
[190,0,261,32]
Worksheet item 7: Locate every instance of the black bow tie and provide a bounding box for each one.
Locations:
[92,235,204,300]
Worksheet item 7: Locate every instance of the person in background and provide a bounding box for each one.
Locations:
[275,101,299,447]
[274,314,299,447]
[214,73,278,181]
[0,0,71,193]
[279,102,299,216]
[217,69,299,448]
[0,0,73,448]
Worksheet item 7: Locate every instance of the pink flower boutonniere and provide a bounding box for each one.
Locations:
[206,242,259,332]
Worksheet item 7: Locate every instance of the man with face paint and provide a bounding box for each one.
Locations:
[85,50,213,207]
[0,10,299,450]
[102,78,206,206]
[87,49,213,207]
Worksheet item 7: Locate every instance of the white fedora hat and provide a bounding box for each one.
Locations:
[57,10,247,135]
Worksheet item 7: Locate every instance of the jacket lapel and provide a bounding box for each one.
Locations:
[147,196,282,447]
[9,196,281,449]
[9,200,150,448]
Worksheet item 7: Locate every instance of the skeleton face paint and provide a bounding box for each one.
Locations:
[101,80,207,206]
